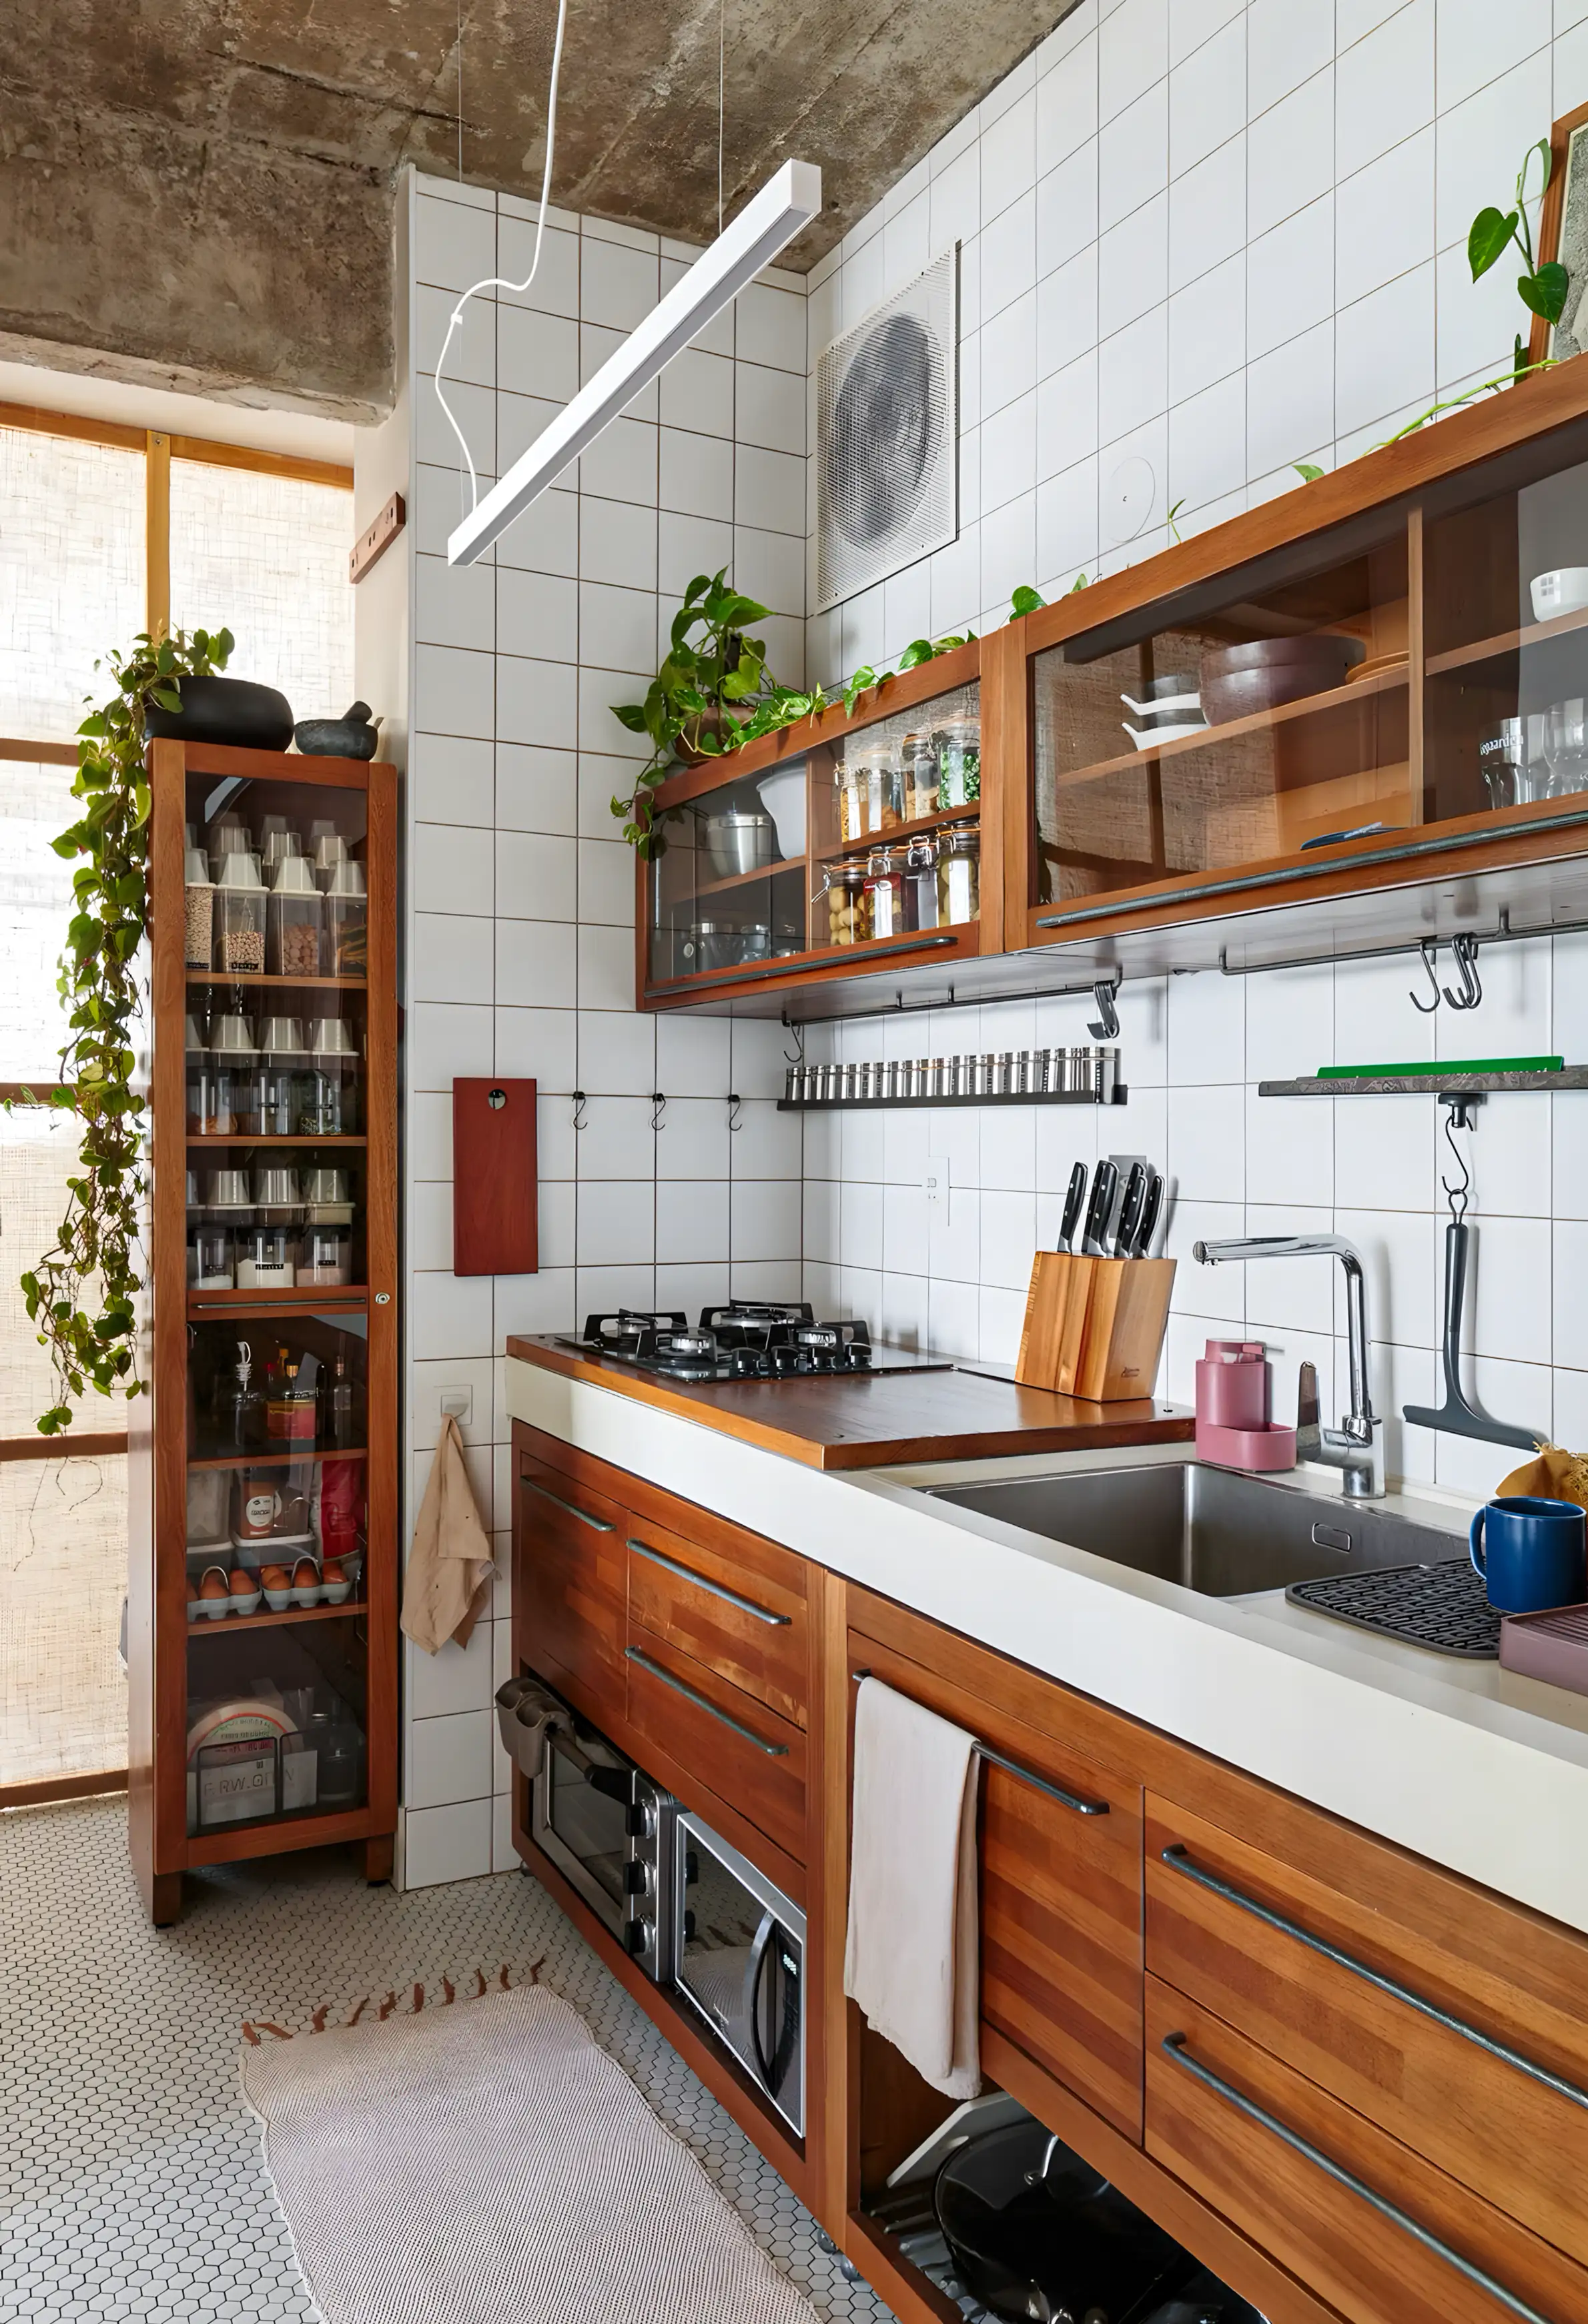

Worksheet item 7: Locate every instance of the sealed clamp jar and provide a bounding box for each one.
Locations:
[936,820,980,924]
[899,732,939,822]
[864,846,906,939]
[936,716,981,809]
[823,860,872,946]
[833,742,900,842]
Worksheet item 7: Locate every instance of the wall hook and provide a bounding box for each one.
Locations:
[1088,977,1121,1041]
[1409,939,1441,1013]
[781,1018,805,1065]
[1405,1089,1540,1451]
[1443,933,1483,1011]
[570,1090,587,1131]
[1440,1092,1479,1225]
[650,1090,667,1131]
[727,1092,743,1133]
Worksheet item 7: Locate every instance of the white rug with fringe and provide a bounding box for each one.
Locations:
[242,1978,821,2324]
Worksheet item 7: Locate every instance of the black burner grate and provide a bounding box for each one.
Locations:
[1288,1557,1499,1658]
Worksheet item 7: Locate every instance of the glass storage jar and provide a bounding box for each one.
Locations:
[189,1220,234,1289]
[864,846,906,939]
[184,846,214,969]
[324,858,368,978]
[247,1017,306,1137]
[202,1011,256,1135]
[212,852,267,973]
[833,742,900,842]
[300,1017,360,1135]
[936,820,980,923]
[823,860,872,946]
[900,732,939,822]
[904,833,939,928]
[236,1222,296,1289]
[267,855,324,977]
[298,1221,352,1287]
[936,716,982,808]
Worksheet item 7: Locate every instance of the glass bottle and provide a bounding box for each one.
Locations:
[267,1349,318,1443]
[216,1341,266,1455]
[212,852,268,974]
[936,716,982,809]
[937,820,981,924]
[267,854,324,977]
[864,846,905,939]
[823,859,872,946]
[327,1353,356,1448]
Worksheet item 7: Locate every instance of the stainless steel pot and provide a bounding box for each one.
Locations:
[703,808,775,879]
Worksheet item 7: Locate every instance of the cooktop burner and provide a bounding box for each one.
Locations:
[554,1302,951,1382]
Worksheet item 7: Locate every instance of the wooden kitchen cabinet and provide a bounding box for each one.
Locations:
[512,1446,629,1729]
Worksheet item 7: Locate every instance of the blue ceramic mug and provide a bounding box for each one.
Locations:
[1469,1494,1587,1614]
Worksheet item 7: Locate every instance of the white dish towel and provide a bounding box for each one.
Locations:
[843,1675,981,2101]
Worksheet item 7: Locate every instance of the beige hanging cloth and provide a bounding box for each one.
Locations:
[401,1416,494,1654]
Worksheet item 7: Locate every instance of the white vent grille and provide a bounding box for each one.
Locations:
[815,249,957,613]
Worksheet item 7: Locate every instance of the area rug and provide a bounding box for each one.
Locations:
[241,1978,819,2324]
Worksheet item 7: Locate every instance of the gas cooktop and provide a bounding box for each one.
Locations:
[554,1301,952,1383]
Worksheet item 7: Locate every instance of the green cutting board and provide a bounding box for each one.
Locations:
[1318,1056,1564,1078]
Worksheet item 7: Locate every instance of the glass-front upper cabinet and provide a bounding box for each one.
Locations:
[641,648,985,1000]
[1031,522,1412,919]
[1423,452,1588,818]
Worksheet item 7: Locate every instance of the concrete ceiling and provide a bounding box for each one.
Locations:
[0,0,1076,422]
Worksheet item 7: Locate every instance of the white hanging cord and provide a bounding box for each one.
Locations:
[434,0,570,512]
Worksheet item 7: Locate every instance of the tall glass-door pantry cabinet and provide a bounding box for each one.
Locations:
[128,738,397,1924]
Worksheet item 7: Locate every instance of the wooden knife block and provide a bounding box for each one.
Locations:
[1016,1253,1176,1401]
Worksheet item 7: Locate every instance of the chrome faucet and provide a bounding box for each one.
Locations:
[1191,1234,1386,1499]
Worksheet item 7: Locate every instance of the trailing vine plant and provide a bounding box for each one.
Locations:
[21,626,234,1433]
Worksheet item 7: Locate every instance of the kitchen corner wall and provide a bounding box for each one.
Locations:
[799,1,1588,1491]
[392,168,808,1888]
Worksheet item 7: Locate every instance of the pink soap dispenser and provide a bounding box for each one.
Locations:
[1194,1339,1298,1472]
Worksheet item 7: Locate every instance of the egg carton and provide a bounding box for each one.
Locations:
[187,1546,362,1620]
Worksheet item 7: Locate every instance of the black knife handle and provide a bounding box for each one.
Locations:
[1134,1171,1164,1257]
[1114,1163,1148,1257]
[1059,1159,1087,1251]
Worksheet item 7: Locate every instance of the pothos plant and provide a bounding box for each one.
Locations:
[609,566,977,854]
[21,626,234,1433]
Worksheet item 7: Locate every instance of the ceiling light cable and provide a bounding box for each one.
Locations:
[434,0,570,512]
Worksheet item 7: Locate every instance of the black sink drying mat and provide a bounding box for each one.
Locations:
[1287,1558,1500,1658]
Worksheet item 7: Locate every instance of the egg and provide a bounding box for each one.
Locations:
[260,1564,290,1590]
[187,1580,202,1604]
[198,1570,230,1600]
[322,1560,346,1585]
[228,1568,254,1595]
[292,1557,319,1588]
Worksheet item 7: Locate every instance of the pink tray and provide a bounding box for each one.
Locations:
[1195,1418,1297,1472]
[1499,1602,1588,1695]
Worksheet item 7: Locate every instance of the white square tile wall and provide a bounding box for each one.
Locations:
[399,173,808,1880]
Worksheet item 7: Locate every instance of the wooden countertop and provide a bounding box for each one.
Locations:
[506,1335,1193,1470]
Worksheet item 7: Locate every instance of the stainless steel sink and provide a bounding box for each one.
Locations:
[928,1462,1465,1598]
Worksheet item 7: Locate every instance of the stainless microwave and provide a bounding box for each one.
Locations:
[670,1808,805,2137]
[530,1706,674,1982]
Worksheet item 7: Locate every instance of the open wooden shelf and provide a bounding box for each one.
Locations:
[689,854,808,900]
[187,1600,368,1634]
[1053,663,1411,789]
[186,970,367,990]
[1427,601,1588,676]
[187,1446,368,1470]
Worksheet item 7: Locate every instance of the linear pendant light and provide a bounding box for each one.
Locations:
[446,157,818,564]
[447,157,822,566]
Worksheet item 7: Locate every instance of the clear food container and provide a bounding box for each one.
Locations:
[236,1222,296,1289]
[865,846,906,939]
[904,833,939,929]
[833,742,901,842]
[309,821,348,883]
[324,858,368,978]
[184,847,214,969]
[900,732,939,822]
[300,1017,359,1135]
[936,716,982,809]
[258,814,304,875]
[298,1221,352,1286]
[189,1221,234,1289]
[251,1165,303,1227]
[206,812,251,879]
[823,860,872,946]
[937,820,980,924]
[267,856,324,978]
[246,1017,306,1137]
[213,853,267,973]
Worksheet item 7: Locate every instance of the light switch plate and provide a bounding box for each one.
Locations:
[924,1154,949,1215]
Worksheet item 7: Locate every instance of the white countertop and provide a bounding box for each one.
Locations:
[508,1356,1588,1936]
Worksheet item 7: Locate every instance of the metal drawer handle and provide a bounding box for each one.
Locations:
[625,1647,789,1754]
[628,1538,791,1626]
[522,1476,614,1532]
[1159,2033,1550,2324]
[1161,1844,1588,2116]
[851,1669,1108,1818]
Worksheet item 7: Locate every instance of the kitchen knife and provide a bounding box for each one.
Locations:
[1132,1169,1164,1257]
[1113,1161,1148,1258]
[1080,1159,1118,1256]
[1058,1160,1088,1253]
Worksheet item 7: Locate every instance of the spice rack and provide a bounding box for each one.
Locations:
[127,738,397,1924]
[779,1045,1127,1109]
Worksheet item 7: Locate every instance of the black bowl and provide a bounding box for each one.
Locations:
[144,674,294,751]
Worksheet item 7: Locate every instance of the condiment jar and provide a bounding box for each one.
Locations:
[900,732,939,821]
[236,1221,296,1289]
[865,846,906,939]
[212,852,267,973]
[904,833,939,929]
[183,847,214,969]
[267,854,324,978]
[823,859,872,946]
[324,858,368,979]
[937,716,982,808]
[936,819,980,924]
[833,742,899,842]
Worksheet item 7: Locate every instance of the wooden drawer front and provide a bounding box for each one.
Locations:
[1146,1795,1588,2268]
[514,1453,627,1723]
[625,1622,807,1864]
[625,1520,807,1728]
[1146,1980,1585,2324]
[853,1630,1144,2140]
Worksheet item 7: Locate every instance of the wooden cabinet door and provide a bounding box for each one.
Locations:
[849,1626,1145,2139]
[1146,1792,1588,2269]
[513,1450,627,1726]
[1146,1980,1587,2324]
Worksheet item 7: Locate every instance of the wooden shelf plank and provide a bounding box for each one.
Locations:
[187,1600,368,1635]
[187,1447,368,1470]
[688,854,808,900]
[1258,1069,1588,1095]
[185,1134,366,1147]
[1052,664,1411,790]
[186,970,367,990]
[813,801,983,863]
[1427,602,1588,676]
[186,1285,366,1309]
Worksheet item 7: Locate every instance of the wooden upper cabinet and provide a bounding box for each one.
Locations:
[1011,360,1588,964]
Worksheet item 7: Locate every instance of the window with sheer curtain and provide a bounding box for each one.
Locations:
[0,409,353,1798]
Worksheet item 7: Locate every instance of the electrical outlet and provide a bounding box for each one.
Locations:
[924,1154,949,1215]
[438,1386,473,1425]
